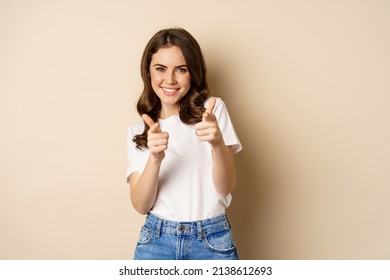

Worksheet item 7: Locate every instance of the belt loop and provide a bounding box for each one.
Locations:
[155,218,162,238]
[196,221,203,240]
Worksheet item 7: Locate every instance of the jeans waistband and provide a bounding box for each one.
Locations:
[145,213,231,240]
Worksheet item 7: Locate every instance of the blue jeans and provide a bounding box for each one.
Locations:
[133,213,239,260]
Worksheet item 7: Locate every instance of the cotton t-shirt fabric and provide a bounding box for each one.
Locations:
[126,97,242,221]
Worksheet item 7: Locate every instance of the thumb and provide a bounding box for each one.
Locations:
[142,114,161,132]
[206,97,216,114]
[202,97,216,122]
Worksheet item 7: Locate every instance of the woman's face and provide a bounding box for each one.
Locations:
[149,45,191,117]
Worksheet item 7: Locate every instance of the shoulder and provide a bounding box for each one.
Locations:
[127,119,145,137]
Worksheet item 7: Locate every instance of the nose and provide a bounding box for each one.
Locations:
[165,71,177,85]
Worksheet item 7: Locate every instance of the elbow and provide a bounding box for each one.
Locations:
[130,186,153,215]
[136,208,149,215]
[213,165,236,196]
[131,197,151,215]
[131,201,150,215]
[132,203,151,215]
[216,180,236,197]
[219,190,231,197]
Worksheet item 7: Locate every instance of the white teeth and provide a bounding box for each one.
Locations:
[163,88,177,93]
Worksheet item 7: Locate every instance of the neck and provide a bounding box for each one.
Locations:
[159,105,179,119]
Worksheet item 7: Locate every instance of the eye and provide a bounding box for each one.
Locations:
[155,67,166,72]
[176,67,188,73]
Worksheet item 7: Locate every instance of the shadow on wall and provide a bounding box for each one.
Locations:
[227,141,276,260]
[227,119,274,260]
[209,75,278,260]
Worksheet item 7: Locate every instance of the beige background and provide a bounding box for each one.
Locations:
[1,0,389,259]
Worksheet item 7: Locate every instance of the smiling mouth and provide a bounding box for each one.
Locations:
[162,87,179,96]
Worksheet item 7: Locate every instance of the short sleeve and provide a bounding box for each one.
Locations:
[126,122,145,183]
[206,97,242,154]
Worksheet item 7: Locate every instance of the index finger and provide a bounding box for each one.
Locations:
[142,114,155,128]
[206,97,216,114]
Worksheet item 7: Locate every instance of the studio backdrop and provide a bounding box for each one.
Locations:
[1,0,389,259]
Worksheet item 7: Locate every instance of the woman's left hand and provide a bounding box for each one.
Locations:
[195,97,223,147]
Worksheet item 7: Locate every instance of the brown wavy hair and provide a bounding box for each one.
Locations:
[133,28,210,149]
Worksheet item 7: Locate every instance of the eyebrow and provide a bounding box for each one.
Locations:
[152,64,188,68]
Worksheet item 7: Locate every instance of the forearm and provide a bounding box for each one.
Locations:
[211,142,236,196]
[130,155,162,214]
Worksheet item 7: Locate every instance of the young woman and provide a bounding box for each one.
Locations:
[126,28,242,260]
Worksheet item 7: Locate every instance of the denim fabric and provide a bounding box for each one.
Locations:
[133,213,239,260]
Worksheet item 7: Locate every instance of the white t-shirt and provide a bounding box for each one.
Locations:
[126,97,242,221]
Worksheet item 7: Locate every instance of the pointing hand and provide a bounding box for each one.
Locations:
[142,114,169,160]
[195,97,223,147]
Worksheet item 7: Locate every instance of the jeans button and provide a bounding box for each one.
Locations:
[178,225,185,231]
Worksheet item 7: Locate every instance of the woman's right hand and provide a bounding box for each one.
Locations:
[142,114,169,160]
